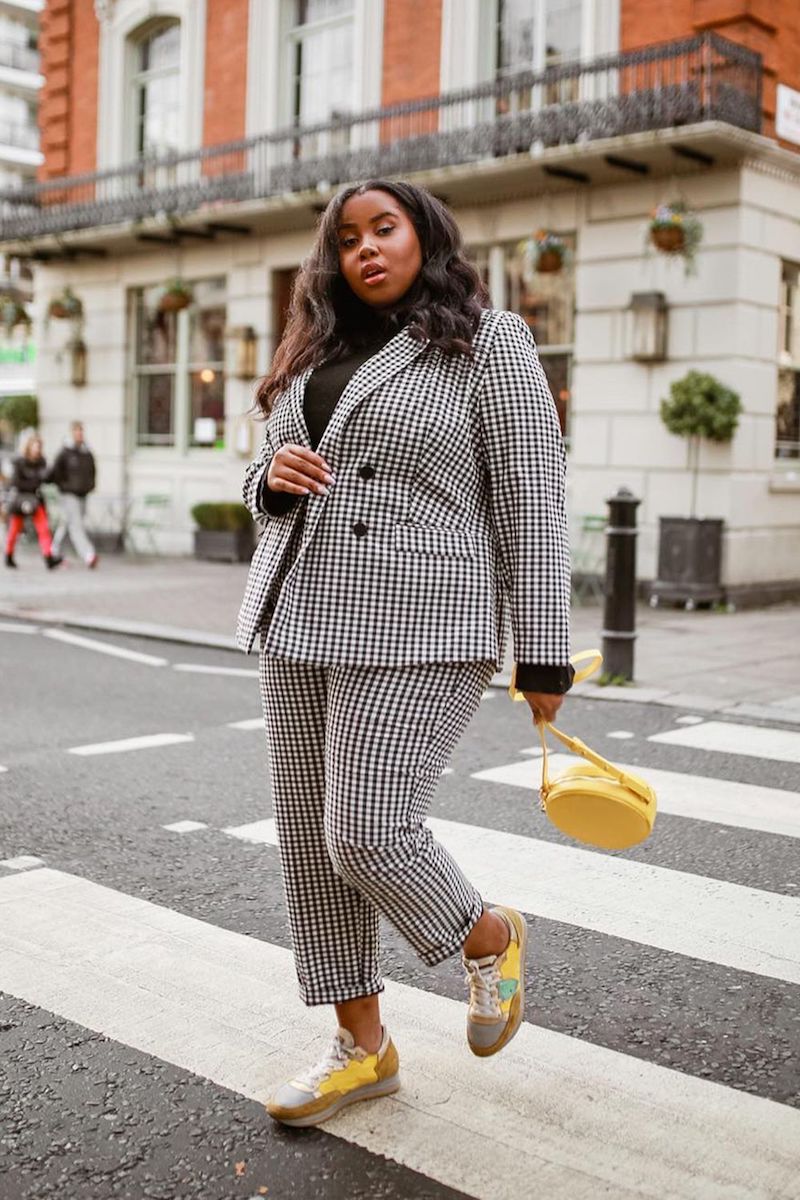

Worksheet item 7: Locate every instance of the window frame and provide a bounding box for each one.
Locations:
[776,260,800,461]
[129,19,182,161]
[129,277,228,456]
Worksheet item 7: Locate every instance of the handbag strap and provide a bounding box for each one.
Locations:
[537,721,654,804]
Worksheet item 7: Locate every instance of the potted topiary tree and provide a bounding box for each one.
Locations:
[190,501,255,562]
[651,371,742,609]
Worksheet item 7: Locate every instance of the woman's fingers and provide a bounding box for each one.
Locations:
[523,692,564,724]
[269,445,335,495]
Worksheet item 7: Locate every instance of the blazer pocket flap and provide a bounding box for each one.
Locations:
[394,525,476,559]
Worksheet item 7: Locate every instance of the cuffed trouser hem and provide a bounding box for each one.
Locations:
[419,893,485,967]
[299,978,386,1008]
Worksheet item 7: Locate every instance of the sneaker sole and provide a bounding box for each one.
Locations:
[468,907,528,1059]
[267,1073,401,1128]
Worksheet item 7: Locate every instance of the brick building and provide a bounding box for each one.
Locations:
[1,0,799,597]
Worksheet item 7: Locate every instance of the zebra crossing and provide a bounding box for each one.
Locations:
[1,702,799,1198]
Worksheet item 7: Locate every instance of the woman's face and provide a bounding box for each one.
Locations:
[27,439,42,460]
[337,189,423,309]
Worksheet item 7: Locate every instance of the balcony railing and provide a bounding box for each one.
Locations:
[0,33,761,243]
[0,40,40,74]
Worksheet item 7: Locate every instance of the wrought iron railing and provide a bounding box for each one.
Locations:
[0,40,40,74]
[0,33,761,243]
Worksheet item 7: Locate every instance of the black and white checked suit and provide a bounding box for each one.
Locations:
[239,308,571,1005]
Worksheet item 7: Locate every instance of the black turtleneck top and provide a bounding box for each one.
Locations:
[258,327,573,695]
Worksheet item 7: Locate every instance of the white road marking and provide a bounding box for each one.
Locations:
[0,621,39,634]
[607,730,635,739]
[476,755,800,840]
[442,767,454,775]
[223,816,800,984]
[163,821,208,834]
[42,628,167,666]
[69,733,194,757]
[0,765,7,774]
[227,717,264,730]
[0,855,44,871]
[675,715,705,725]
[173,664,259,678]
[1,868,797,1200]
[649,720,800,765]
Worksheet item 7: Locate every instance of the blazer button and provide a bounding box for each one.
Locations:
[352,521,368,538]
[359,464,375,480]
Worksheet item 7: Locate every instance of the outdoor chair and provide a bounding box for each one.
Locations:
[570,513,607,605]
[125,493,171,555]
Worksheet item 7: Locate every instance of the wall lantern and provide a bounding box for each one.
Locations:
[628,291,668,363]
[227,324,258,380]
[70,337,88,387]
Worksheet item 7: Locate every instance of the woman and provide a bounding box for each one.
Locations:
[4,434,61,569]
[237,179,572,1128]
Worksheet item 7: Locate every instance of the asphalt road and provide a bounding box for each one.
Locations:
[1,620,798,1200]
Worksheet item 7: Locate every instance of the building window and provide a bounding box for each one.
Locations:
[131,21,181,159]
[776,261,800,460]
[471,238,575,440]
[285,0,354,152]
[132,277,226,451]
[493,0,583,105]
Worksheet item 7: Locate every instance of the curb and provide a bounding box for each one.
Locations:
[3,605,799,727]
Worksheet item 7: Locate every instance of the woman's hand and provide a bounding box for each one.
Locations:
[267,445,334,497]
[522,691,564,725]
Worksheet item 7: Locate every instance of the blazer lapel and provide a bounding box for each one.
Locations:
[316,327,429,458]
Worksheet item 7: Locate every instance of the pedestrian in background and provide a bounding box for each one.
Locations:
[49,421,98,568]
[237,179,572,1128]
[4,434,61,570]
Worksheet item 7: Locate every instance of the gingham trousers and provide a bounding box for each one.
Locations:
[259,651,496,1006]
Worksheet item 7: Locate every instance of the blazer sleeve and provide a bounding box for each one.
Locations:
[242,427,303,519]
[477,311,571,669]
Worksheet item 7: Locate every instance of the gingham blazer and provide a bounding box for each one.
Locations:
[236,308,570,668]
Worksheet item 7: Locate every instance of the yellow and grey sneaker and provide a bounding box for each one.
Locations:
[266,1026,400,1128]
[463,905,527,1058]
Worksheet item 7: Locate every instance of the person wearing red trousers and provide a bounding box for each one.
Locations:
[4,434,61,570]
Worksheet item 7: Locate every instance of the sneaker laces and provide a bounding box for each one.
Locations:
[295,1031,356,1089]
[464,955,502,1018]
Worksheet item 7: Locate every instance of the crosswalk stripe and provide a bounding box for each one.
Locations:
[1,868,797,1200]
[68,733,195,757]
[473,755,800,840]
[0,620,39,633]
[224,817,800,985]
[42,628,167,666]
[227,717,264,730]
[649,720,800,764]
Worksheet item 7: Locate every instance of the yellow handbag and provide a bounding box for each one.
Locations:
[508,650,657,850]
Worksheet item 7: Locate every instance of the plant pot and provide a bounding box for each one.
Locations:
[158,290,192,313]
[650,517,724,608]
[536,249,563,274]
[651,225,685,254]
[193,528,255,563]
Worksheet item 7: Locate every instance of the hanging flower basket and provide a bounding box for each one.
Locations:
[519,230,568,281]
[48,287,83,321]
[648,203,703,274]
[1,299,31,336]
[157,279,193,313]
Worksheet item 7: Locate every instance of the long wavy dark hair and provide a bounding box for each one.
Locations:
[256,179,490,414]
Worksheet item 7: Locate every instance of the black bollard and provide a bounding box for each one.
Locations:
[602,487,641,682]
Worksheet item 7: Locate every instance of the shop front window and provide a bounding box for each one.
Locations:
[132,277,227,451]
[777,261,800,459]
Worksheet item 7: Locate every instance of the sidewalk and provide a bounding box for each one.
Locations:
[2,547,799,722]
